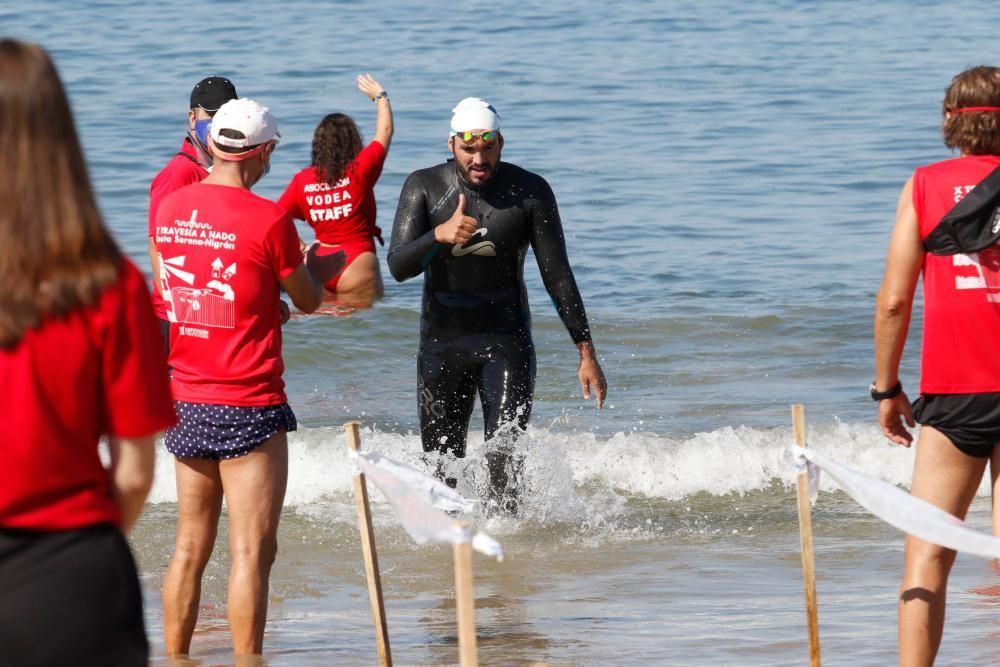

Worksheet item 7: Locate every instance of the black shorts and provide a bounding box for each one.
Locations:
[912,392,1000,457]
[159,316,171,357]
[0,524,147,666]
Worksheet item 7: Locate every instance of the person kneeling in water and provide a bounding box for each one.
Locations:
[278,73,393,308]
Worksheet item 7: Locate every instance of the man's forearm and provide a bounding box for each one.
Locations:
[387,228,440,281]
[873,292,912,389]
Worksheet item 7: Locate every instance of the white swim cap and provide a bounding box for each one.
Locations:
[449,97,500,136]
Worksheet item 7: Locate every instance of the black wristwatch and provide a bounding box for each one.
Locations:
[870,380,903,401]
[374,91,388,102]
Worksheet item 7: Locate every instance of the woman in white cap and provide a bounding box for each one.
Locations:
[387,96,607,514]
[278,73,393,308]
[153,98,325,657]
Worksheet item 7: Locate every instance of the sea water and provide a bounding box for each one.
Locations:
[5,0,1000,663]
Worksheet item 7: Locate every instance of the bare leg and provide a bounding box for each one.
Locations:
[899,426,988,666]
[991,448,1000,583]
[992,446,1000,537]
[330,251,383,307]
[163,458,224,656]
[219,432,288,655]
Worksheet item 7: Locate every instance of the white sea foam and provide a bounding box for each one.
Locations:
[146,419,992,509]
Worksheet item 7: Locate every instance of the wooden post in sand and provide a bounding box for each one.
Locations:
[453,521,479,667]
[791,404,821,667]
[344,421,393,667]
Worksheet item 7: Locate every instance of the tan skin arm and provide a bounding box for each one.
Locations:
[280,262,324,314]
[874,175,924,445]
[107,435,156,534]
[357,73,393,150]
[577,340,608,409]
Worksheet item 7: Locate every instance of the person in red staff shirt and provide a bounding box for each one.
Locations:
[155,97,324,658]
[0,39,176,666]
[874,65,1000,665]
[149,76,238,351]
[278,73,393,308]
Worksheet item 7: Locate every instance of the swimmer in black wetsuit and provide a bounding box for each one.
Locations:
[387,97,607,513]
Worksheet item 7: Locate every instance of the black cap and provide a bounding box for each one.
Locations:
[189,76,237,112]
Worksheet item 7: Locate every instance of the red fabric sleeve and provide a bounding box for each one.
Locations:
[99,260,176,437]
[350,141,387,190]
[265,211,306,280]
[912,168,932,238]
[276,172,305,221]
[149,172,177,236]
[149,165,196,236]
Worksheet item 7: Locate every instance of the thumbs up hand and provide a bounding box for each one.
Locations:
[434,193,478,245]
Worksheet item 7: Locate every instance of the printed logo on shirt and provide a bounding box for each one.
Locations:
[429,185,458,216]
[953,246,1000,303]
[179,326,209,339]
[420,386,445,418]
[303,176,349,193]
[156,209,239,331]
[953,184,978,203]
[306,184,353,223]
[451,228,496,257]
[155,209,236,251]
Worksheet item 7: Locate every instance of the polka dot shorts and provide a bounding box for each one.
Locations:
[165,401,297,460]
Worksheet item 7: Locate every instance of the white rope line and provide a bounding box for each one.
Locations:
[349,449,503,561]
[789,443,1000,558]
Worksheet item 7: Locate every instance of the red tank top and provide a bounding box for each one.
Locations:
[914,154,1000,393]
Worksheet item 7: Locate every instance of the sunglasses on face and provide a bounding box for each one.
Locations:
[454,130,497,143]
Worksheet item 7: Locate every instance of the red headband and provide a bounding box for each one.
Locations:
[950,106,1000,113]
[209,138,274,162]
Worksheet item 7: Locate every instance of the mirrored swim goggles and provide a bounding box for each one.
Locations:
[451,129,498,143]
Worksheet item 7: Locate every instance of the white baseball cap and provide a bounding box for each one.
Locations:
[450,97,500,136]
[210,98,281,161]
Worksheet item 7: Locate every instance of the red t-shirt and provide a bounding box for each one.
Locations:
[0,259,176,531]
[149,139,208,320]
[914,154,1000,393]
[154,182,303,405]
[277,140,386,245]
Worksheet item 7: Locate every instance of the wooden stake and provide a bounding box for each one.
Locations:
[345,421,392,667]
[453,522,479,667]
[791,404,821,667]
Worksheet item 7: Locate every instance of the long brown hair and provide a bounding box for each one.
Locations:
[311,113,363,185]
[0,39,121,348]
[942,66,1000,155]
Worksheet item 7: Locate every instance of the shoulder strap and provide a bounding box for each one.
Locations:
[924,165,1000,255]
[175,151,201,167]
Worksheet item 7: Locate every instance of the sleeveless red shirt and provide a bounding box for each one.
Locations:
[914,154,1000,393]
